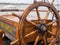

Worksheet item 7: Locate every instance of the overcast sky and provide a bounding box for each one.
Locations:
[0,0,60,4]
[0,0,33,3]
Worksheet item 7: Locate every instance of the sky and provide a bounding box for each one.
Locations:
[0,0,33,3]
[0,0,60,4]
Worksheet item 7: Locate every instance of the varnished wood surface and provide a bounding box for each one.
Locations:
[0,30,4,45]
[0,14,59,45]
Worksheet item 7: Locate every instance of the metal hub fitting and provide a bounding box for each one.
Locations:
[37,23,47,35]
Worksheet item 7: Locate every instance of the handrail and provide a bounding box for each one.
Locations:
[0,9,20,12]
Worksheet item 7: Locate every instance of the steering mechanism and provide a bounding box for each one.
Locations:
[18,0,60,45]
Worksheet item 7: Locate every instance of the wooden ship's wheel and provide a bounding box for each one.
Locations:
[0,0,60,45]
[19,0,60,45]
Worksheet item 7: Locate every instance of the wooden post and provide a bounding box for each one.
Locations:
[0,30,4,45]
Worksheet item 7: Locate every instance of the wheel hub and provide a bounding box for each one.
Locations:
[37,23,47,35]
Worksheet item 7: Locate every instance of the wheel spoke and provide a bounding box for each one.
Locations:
[12,13,21,19]
[51,22,57,38]
[49,38,57,45]
[43,0,54,23]
[42,35,47,45]
[25,30,37,37]
[26,20,37,27]
[47,21,55,26]
[34,35,40,45]
[44,10,50,20]
[21,38,27,45]
[44,0,54,20]
[10,39,19,45]
[48,31,56,37]
[50,0,55,4]
[36,8,41,21]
